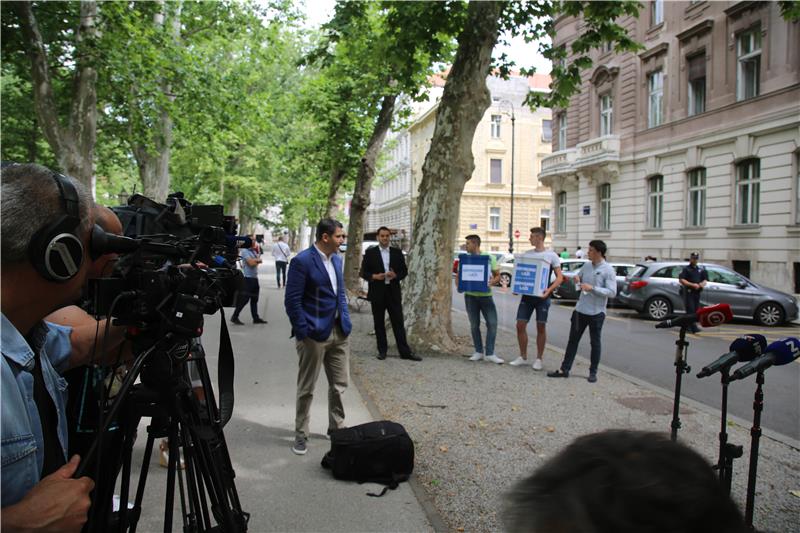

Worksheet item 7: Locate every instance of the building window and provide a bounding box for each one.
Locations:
[687,54,706,116]
[600,94,613,136]
[540,208,551,233]
[687,168,706,227]
[736,159,760,225]
[489,207,501,231]
[651,0,664,26]
[648,70,664,127]
[737,26,761,101]
[556,192,567,233]
[490,158,502,184]
[647,175,663,229]
[541,119,552,142]
[598,183,611,231]
[490,114,501,139]
[558,113,568,150]
[796,153,800,225]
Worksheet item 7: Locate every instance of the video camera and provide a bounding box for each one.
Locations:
[88,192,245,339]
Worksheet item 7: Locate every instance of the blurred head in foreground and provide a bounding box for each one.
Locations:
[504,429,745,533]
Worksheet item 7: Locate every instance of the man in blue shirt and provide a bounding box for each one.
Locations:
[231,236,268,325]
[1,164,97,530]
[547,240,616,383]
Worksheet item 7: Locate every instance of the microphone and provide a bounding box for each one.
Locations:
[224,234,252,249]
[729,337,800,382]
[655,303,733,329]
[696,334,767,378]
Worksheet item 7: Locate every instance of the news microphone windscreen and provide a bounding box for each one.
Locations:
[697,303,733,327]
[728,334,766,360]
[764,337,800,366]
[225,234,252,249]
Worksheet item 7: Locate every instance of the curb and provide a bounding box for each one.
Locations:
[349,365,449,533]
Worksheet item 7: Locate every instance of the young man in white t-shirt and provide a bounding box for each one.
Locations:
[509,227,563,370]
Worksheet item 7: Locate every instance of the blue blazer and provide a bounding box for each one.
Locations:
[284,246,352,342]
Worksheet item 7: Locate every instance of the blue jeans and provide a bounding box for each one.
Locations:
[464,295,497,355]
[560,311,605,374]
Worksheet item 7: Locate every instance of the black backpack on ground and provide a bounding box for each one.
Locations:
[321,420,414,497]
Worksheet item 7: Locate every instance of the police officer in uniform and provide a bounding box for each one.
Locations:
[678,252,707,333]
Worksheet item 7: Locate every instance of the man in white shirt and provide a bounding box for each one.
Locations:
[509,227,563,371]
[575,246,586,259]
[272,235,291,288]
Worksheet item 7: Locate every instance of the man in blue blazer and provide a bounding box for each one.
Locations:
[284,218,351,455]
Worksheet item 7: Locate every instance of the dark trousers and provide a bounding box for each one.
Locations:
[276,260,288,287]
[371,295,412,356]
[560,310,605,375]
[233,277,260,319]
[683,290,701,332]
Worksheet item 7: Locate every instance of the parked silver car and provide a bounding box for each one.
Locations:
[617,261,799,326]
[554,262,636,304]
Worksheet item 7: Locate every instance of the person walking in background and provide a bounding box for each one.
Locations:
[575,246,586,259]
[231,236,267,325]
[284,219,351,456]
[360,227,419,361]
[548,240,615,383]
[559,248,569,259]
[679,252,707,334]
[510,227,563,371]
[272,235,291,289]
[458,235,504,364]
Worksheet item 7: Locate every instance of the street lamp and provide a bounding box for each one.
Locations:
[499,99,516,254]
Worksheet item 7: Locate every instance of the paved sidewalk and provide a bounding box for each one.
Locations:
[126,270,434,532]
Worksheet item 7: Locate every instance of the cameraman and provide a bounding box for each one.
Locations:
[1,164,101,531]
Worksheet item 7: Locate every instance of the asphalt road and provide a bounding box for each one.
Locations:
[452,288,800,441]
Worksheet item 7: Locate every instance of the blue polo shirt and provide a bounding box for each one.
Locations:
[1,314,72,506]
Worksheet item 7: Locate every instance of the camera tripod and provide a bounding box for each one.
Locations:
[78,333,249,533]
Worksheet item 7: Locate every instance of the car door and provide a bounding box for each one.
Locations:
[702,266,756,316]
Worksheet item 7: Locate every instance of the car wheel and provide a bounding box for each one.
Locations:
[500,272,512,287]
[755,302,785,326]
[645,296,672,320]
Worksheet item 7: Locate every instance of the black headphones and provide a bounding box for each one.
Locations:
[27,172,86,282]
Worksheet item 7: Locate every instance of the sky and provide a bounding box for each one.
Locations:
[301,0,552,75]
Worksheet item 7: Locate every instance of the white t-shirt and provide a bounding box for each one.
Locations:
[575,248,586,259]
[521,248,562,269]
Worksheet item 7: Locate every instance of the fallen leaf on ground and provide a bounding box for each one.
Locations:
[439,445,448,453]
[545,426,555,432]
[511,405,520,411]
[790,490,800,498]
[478,419,488,428]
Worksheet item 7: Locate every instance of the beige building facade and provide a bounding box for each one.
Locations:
[540,1,800,290]
[370,74,553,253]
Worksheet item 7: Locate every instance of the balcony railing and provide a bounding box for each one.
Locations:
[539,136,620,182]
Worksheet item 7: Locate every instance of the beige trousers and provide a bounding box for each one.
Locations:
[294,325,349,439]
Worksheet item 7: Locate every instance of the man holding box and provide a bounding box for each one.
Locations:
[510,227,563,371]
[458,235,504,364]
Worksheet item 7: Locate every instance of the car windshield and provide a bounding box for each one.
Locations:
[629,265,648,279]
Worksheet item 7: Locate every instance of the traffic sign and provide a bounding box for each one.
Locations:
[514,229,520,238]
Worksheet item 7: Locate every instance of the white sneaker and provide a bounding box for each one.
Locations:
[532,358,543,371]
[508,356,530,366]
[469,352,484,361]
[485,354,505,364]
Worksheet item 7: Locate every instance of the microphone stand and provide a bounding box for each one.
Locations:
[744,370,765,529]
[716,367,743,495]
[670,326,691,442]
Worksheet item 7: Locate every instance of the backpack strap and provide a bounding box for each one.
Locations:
[366,473,401,498]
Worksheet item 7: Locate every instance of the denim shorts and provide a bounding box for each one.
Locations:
[516,295,551,323]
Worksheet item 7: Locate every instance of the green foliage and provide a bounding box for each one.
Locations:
[496,1,643,110]
[779,0,800,22]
